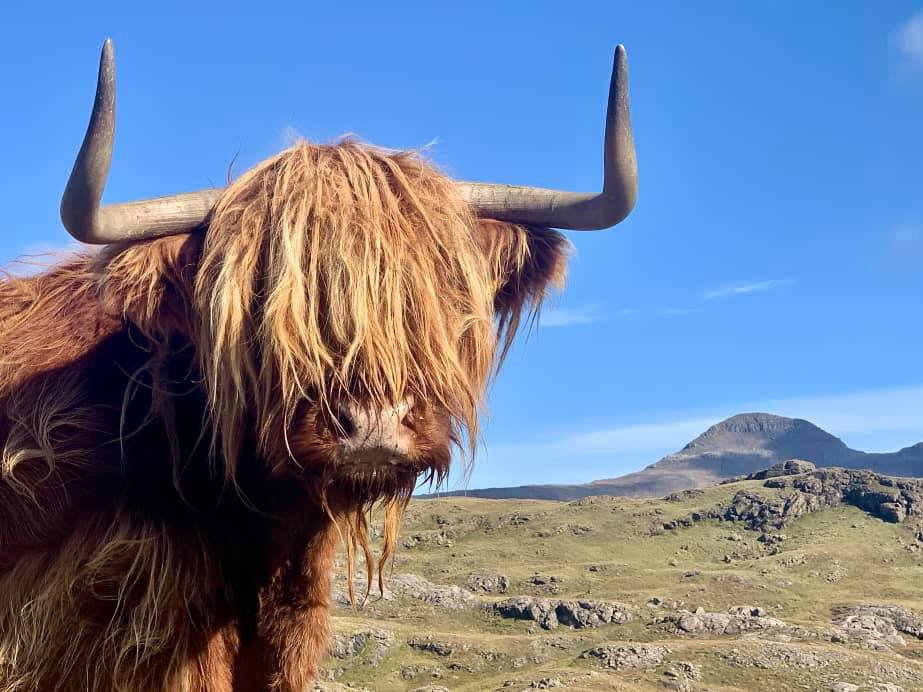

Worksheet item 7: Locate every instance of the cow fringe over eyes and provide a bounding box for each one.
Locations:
[195,140,499,479]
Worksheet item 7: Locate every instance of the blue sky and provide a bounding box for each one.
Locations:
[2,2,921,490]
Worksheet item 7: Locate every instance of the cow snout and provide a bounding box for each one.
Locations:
[334,398,415,464]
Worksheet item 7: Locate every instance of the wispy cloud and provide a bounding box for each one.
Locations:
[539,304,603,328]
[894,9,923,71]
[704,278,793,301]
[653,279,794,315]
[449,384,923,490]
[539,278,794,327]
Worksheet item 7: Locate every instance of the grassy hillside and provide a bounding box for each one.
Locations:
[318,476,923,691]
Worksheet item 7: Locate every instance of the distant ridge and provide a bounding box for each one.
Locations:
[422,413,923,501]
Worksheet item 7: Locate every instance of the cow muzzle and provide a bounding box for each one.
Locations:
[334,398,416,468]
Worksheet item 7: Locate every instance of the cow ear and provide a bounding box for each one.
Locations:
[476,220,571,338]
[96,234,202,339]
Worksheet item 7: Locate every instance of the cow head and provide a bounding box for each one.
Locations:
[61,40,637,579]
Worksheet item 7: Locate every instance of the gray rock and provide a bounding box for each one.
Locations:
[842,604,923,639]
[662,660,701,691]
[663,661,700,680]
[555,600,631,628]
[836,614,905,648]
[390,573,478,610]
[747,459,817,479]
[581,643,669,670]
[494,597,631,630]
[832,604,923,650]
[664,606,786,635]
[465,570,510,594]
[408,637,454,657]
[494,597,559,630]
[402,531,454,549]
[401,665,429,680]
[328,628,392,666]
[879,502,906,522]
[527,574,561,586]
[729,605,768,617]
[722,643,847,669]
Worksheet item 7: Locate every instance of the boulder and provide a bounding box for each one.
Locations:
[878,502,906,523]
[466,570,510,594]
[747,459,817,480]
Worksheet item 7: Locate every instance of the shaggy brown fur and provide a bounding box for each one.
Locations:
[0,140,569,691]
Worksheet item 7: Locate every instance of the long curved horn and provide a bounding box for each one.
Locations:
[60,39,222,244]
[61,41,636,243]
[459,45,637,230]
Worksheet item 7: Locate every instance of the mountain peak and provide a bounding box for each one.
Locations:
[690,412,821,439]
[665,412,848,464]
[423,413,923,502]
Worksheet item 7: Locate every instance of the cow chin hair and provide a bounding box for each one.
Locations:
[312,459,448,606]
[194,139,499,484]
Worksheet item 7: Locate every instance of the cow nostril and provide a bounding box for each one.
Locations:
[334,406,356,439]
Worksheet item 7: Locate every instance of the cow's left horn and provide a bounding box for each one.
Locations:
[60,39,222,244]
[459,45,637,230]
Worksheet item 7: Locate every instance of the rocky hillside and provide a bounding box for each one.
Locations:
[426,413,923,501]
[318,462,923,690]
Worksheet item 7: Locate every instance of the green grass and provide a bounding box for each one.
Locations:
[320,481,923,691]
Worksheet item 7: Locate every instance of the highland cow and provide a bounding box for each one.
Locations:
[0,40,637,691]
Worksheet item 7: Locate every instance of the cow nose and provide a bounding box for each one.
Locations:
[335,398,415,460]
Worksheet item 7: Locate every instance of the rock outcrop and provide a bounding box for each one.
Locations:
[494,597,631,630]
[663,464,923,535]
[834,605,923,645]
[658,606,786,635]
